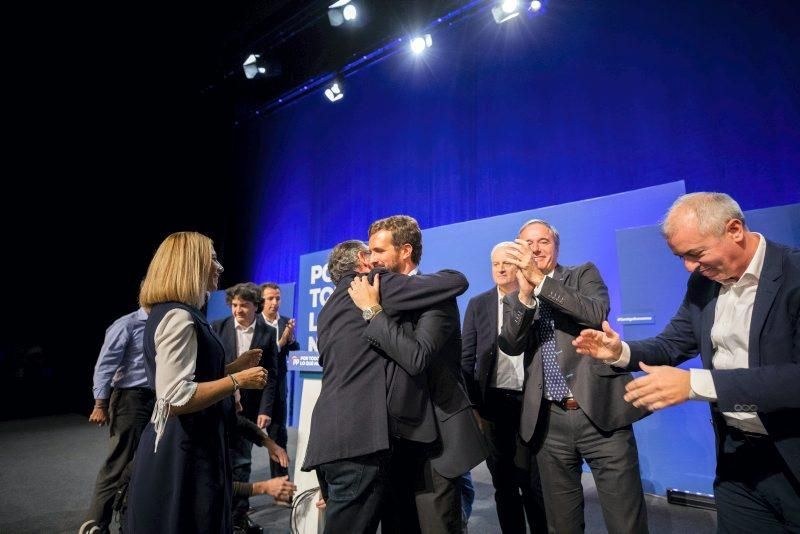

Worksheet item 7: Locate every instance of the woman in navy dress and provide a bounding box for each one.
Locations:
[125,231,268,533]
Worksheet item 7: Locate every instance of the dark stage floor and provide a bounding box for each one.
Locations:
[0,415,716,533]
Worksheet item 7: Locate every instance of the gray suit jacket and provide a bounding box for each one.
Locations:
[499,262,646,442]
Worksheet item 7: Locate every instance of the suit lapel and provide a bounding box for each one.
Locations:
[552,265,579,375]
[221,319,237,361]
[700,281,720,370]
[488,290,498,340]
[250,316,265,350]
[748,241,782,367]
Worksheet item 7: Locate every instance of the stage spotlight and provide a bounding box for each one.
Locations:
[243,54,281,79]
[410,34,433,55]
[328,0,359,27]
[492,0,521,23]
[324,80,344,102]
[529,0,543,12]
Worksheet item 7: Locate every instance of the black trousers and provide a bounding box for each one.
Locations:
[316,452,390,534]
[482,388,547,533]
[715,430,800,533]
[268,422,289,478]
[381,438,462,534]
[531,401,649,534]
[86,387,154,527]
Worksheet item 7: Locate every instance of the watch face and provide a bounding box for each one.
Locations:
[362,308,372,320]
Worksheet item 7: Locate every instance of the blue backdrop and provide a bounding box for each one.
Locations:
[235,0,799,497]
[241,0,799,285]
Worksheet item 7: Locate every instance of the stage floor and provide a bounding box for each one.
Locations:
[0,414,716,533]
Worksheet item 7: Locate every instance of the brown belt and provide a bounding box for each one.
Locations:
[551,398,579,410]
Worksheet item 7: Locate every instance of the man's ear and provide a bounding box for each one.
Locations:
[357,250,371,271]
[400,243,413,261]
[726,219,745,242]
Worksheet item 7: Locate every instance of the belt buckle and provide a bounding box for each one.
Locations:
[563,398,579,410]
[551,397,578,410]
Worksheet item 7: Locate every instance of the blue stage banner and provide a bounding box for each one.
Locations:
[296,250,334,353]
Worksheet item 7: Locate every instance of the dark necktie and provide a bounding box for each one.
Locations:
[536,299,571,400]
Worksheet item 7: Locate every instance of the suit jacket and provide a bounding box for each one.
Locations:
[500,262,646,442]
[461,286,513,411]
[301,269,471,471]
[365,278,489,479]
[270,315,300,427]
[211,315,279,422]
[626,239,800,482]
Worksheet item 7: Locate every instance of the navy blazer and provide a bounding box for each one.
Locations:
[211,315,279,421]
[461,287,503,410]
[627,239,800,481]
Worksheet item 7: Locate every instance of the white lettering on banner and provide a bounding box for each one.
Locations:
[308,336,318,352]
[309,286,334,307]
[309,312,317,332]
[310,264,332,284]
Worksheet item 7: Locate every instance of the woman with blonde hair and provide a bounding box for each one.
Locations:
[125,231,268,533]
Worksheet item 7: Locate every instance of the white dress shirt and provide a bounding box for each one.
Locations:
[235,320,256,356]
[491,287,525,390]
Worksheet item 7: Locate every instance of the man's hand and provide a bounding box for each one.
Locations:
[572,321,623,362]
[257,414,272,430]
[506,240,545,287]
[264,437,290,467]
[516,270,535,304]
[89,406,109,426]
[348,273,381,311]
[226,348,263,374]
[279,319,296,349]
[471,409,484,433]
[624,363,691,411]
[316,497,327,510]
[252,476,297,503]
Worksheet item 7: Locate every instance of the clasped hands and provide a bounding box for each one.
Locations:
[504,240,545,299]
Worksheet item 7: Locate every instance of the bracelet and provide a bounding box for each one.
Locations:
[228,373,240,392]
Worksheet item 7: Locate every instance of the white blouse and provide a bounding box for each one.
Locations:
[150,308,199,451]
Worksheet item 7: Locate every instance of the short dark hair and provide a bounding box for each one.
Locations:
[224,282,264,314]
[259,282,280,292]
[368,215,422,265]
[328,240,368,284]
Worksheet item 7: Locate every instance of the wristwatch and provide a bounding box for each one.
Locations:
[362,304,383,321]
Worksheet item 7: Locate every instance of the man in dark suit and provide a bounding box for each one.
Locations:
[259,282,300,479]
[212,282,279,534]
[348,215,487,534]
[461,241,547,533]
[301,240,471,534]
[500,219,649,533]
[573,192,800,532]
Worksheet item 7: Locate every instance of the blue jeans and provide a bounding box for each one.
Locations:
[317,452,390,534]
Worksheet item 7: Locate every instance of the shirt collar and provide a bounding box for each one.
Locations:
[262,314,279,328]
[235,320,256,333]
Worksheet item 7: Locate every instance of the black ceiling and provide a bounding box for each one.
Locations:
[196,0,475,119]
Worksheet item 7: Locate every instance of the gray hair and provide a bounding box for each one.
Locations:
[490,241,517,259]
[517,219,560,249]
[328,240,368,284]
[661,192,746,238]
